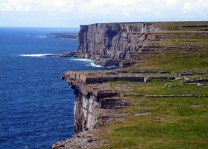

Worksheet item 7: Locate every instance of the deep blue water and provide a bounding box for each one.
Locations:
[0,28,107,149]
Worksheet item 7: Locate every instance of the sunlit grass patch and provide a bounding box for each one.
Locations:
[98,97,208,149]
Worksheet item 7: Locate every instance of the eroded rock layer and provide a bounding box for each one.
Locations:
[53,21,208,148]
[76,23,162,67]
[62,71,121,133]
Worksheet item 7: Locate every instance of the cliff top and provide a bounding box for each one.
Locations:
[55,21,208,149]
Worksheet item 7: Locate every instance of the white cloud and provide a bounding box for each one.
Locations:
[153,0,162,3]
[182,0,208,20]
[166,0,178,6]
[0,0,32,12]
[40,0,75,11]
[184,0,208,11]
[0,0,207,27]
[0,0,74,12]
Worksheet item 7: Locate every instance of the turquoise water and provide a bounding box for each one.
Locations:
[0,28,107,149]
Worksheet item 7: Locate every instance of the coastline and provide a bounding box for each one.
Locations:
[19,53,105,68]
[53,21,208,149]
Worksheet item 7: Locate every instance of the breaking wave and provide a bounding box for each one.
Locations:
[69,58,103,67]
[90,62,103,67]
[19,54,51,57]
[69,58,93,62]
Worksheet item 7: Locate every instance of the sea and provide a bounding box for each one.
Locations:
[0,27,109,149]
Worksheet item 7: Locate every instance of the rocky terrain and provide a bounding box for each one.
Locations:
[76,22,162,67]
[44,52,76,57]
[38,33,77,39]
[53,22,208,149]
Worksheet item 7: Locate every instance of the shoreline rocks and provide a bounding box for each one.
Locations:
[44,52,77,57]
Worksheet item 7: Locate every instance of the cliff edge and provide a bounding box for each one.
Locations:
[76,22,162,67]
[53,22,208,149]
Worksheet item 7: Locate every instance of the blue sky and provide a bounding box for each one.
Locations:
[0,0,207,28]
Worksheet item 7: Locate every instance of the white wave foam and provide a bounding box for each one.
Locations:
[19,54,51,57]
[69,58,103,67]
[70,58,93,62]
[90,62,103,67]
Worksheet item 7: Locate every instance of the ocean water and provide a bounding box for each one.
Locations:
[0,28,108,149]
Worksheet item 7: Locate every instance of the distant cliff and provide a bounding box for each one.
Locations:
[76,23,162,67]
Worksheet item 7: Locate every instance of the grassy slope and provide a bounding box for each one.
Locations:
[100,97,208,149]
[96,22,208,149]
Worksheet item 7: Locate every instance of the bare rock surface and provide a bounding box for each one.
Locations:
[52,131,108,149]
[53,21,208,148]
[76,23,163,67]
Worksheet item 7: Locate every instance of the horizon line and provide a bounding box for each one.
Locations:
[0,26,80,29]
[1,20,208,28]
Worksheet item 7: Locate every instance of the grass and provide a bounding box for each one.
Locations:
[123,21,208,32]
[129,53,208,72]
[98,76,208,149]
[152,21,208,31]
[98,97,208,149]
[92,22,208,149]
[109,78,208,96]
[125,22,208,73]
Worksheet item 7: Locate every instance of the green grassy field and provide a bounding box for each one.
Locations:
[95,22,208,149]
[109,80,207,96]
[98,92,208,148]
[99,96,208,148]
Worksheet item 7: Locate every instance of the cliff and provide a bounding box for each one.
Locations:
[53,22,208,149]
[76,23,162,67]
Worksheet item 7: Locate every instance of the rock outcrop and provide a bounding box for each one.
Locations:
[60,70,175,133]
[52,23,164,148]
[44,52,76,57]
[53,21,208,148]
[61,71,122,132]
[76,23,162,67]
[38,33,77,39]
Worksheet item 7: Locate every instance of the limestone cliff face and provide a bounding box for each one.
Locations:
[62,71,120,132]
[63,22,163,132]
[52,23,164,148]
[73,87,98,132]
[77,23,162,67]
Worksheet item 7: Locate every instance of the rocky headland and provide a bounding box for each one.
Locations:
[75,22,163,67]
[53,22,208,149]
[38,33,78,39]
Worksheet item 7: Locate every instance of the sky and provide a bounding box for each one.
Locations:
[0,0,207,28]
